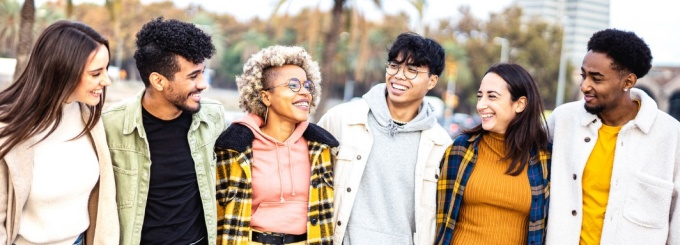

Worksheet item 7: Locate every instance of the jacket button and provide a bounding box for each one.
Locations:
[337,221,342,226]
[356,155,361,160]
[572,210,577,216]
[573,174,577,180]
[347,187,351,192]
[311,218,318,225]
[435,174,439,179]
[584,137,591,143]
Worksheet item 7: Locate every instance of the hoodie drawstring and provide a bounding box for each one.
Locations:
[288,144,296,197]
[276,142,297,202]
[275,145,285,203]
[388,119,405,137]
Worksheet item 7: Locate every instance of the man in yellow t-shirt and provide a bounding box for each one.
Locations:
[545,29,680,245]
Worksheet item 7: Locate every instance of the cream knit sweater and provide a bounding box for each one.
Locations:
[16,102,99,245]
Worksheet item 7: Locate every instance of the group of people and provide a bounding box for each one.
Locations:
[0,16,677,245]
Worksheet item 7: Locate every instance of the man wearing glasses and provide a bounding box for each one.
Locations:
[318,32,451,245]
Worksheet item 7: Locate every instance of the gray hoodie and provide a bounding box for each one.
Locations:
[343,83,437,245]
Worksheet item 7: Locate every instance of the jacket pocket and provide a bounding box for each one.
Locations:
[622,172,673,228]
[421,166,440,210]
[112,165,137,209]
[333,146,357,188]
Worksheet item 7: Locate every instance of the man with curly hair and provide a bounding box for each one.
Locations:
[546,29,680,245]
[102,17,225,245]
[318,32,452,244]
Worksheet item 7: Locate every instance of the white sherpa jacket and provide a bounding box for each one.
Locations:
[545,88,680,245]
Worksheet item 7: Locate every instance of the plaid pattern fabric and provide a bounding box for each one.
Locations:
[215,141,334,245]
[435,133,551,245]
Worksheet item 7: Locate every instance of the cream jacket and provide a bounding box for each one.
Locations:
[318,99,452,245]
[546,88,680,245]
[0,103,119,245]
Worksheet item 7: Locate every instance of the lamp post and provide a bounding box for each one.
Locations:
[494,37,509,63]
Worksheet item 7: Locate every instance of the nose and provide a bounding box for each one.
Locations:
[101,71,112,86]
[196,74,208,90]
[393,67,407,80]
[580,78,591,93]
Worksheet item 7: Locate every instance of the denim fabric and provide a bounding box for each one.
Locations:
[73,233,84,245]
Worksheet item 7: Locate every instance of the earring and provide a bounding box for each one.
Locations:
[624,88,629,92]
[264,106,269,125]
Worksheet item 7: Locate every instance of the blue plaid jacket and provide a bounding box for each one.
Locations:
[435,133,551,245]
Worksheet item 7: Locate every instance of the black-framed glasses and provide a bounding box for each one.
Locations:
[264,78,315,93]
[385,62,430,80]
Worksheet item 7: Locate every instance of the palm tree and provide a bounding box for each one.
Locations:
[13,0,33,81]
[0,0,21,57]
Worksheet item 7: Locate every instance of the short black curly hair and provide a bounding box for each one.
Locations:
[587,29,652,79]
[387,32,445,76]
[134,17,215,87]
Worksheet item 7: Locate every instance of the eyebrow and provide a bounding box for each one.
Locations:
[87,67,106,73]
[477,90,500,95]
[186,68,203,78]
[581,67,604,77]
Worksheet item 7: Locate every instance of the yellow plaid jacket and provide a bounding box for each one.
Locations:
[214,123,338,245]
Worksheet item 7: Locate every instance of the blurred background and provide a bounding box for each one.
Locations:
[1,0,679,137]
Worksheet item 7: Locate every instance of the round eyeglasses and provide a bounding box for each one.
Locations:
[385,62,430,80]
[264,78,315,93]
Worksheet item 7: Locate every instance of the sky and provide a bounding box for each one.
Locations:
[40,0,680,65]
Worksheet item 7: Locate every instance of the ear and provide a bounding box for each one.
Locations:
[427,74,438,90]
[623,73,637,91]
[514,96,527,113]
[149,72,165,92]
[260,91,271,107]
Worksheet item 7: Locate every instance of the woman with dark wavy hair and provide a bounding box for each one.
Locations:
[436,63,551,245]
[0,20,118,245]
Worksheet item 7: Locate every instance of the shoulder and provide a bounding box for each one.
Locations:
[304,123,339,147]
[452,133,475,147]
[324,99,368,116]
[102,97,138,124]
[652,110,680,135]
[551,101,583,118]
[215,123,253,152]
[199,97,224,109]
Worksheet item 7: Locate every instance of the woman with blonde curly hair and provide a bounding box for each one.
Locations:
[214,45,338,245]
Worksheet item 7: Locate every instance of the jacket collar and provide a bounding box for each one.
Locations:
[215,121,339,152]
[121,90,212,136]
[578,88,657,134]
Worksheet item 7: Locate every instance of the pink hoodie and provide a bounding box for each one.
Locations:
[234,114,311,235]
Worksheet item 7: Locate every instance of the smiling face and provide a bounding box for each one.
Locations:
[164,55,207,114]
[67,44,111,106]
[385,53,437,109]
[261,64,312,125]
[580,51,633,115]
[477,72,526,134]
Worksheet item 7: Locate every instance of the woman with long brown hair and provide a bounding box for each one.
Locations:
[0,20,118,245]
[436,63,551,245]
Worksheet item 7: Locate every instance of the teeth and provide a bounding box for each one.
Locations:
[293,102,309,107]
[91,90,102,94]
[481,114,494,118]
[392,83,407,91]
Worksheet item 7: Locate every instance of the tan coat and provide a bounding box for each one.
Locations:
[0,103,119,245]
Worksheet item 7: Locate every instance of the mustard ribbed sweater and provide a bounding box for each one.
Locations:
[452,132,531,245]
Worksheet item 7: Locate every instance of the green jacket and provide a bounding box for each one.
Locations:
[102,91,226,245]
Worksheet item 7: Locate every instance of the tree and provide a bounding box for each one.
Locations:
[13,0,33,81]
[0,0,20,57]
